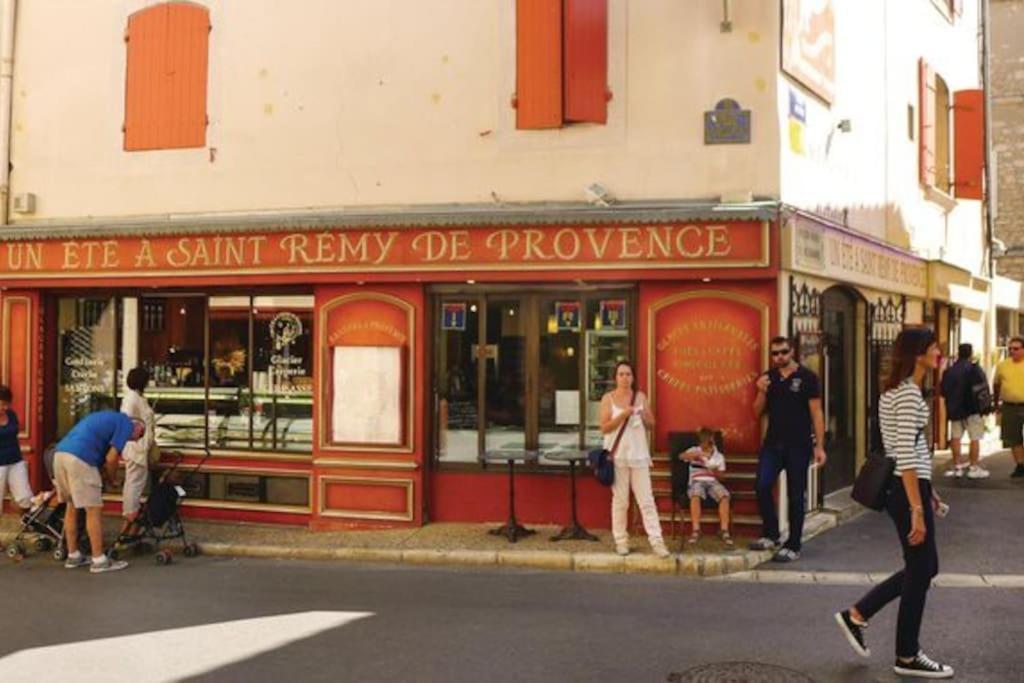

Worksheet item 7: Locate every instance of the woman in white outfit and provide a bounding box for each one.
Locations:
[120,367,155,533]
[599,361,670,558]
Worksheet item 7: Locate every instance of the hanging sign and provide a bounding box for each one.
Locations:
[600,299,626,329]
[441,303,467,331]
[554,301,581,331]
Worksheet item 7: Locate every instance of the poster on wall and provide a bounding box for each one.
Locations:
[797,331,823,377]
[599,299,626,329]
[555,301,581,331]
[441,303,467,331]
[781,0,835,104]
[331,345,402,444]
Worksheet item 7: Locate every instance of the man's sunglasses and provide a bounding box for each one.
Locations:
[1011,346,1024,352]
[770,349,792,357]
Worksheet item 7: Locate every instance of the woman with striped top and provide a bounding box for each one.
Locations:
[834,328,954,679]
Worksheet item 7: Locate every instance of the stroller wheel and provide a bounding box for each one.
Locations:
[183,543,199,558]
[6,544,25,560]
[53,546,68,562]
[155,550,172,565]
[35,537,53,552]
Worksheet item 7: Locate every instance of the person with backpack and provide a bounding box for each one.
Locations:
[940,343,991,479]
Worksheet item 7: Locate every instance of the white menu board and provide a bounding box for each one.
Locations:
[331,345,402,444]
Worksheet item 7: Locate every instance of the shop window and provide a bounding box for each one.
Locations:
[434,289,632,466]
[515,0,609,129]
[124,2,210,151]
[55,293,312,455]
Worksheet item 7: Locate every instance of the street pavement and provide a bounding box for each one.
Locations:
[0,452,1020,682]
[1,549,1022,681]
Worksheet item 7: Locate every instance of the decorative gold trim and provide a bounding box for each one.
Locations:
[646,289,770,416]
[1,296,33,440]
[318,475,415,522]
[317,292,416,454]
[164,447,312,463]
[313,458,419,470]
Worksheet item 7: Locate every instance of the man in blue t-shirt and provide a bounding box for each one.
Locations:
[54,410,144,574]
[750,336,827,562]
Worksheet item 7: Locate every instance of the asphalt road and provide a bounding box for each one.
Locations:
[1,553,1021,682]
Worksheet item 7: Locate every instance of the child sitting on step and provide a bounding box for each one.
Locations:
[680,427,733,548]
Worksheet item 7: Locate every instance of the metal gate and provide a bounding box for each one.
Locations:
[867,296,906,454]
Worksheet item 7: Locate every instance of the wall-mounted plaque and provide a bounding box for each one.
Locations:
[441,303,466,331]
[555,301,581,331]
[704,99,751,145]
[600,299,626,329]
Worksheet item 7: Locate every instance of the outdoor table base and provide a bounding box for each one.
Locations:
[548,455,598,542]
[481,452,538,543]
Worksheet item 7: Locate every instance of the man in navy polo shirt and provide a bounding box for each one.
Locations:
[54,410,144,574]
[750,336,827,562]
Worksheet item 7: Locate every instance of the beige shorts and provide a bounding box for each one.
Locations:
[950,414,985,441]
[688,478,730,502]
[54,452,103,509]
[122,460,148,517]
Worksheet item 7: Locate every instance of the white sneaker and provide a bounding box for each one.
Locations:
[90,557,128,574]
[966,465,990,479]
[651,542,671,559]
[944,466,965,478]
[615,544,630,556]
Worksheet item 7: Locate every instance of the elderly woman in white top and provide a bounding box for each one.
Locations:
[120,367,155,531]
[598,360,670,558]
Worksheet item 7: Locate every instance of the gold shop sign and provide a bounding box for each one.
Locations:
[0,221,770,279]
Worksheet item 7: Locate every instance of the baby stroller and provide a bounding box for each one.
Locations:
[109,448,211,565]
[5,445,83,562]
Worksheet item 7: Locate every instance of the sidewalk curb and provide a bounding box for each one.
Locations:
[194,540,769,578]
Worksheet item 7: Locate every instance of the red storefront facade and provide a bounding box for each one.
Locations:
[0,208,779,532]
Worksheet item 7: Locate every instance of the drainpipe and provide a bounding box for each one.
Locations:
[0,0,16,226]
[982,0,994,279]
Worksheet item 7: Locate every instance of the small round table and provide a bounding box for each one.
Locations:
[543,450,598,542]
[479,449,539,543]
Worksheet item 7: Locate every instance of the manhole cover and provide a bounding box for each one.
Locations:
[667,661,815,682]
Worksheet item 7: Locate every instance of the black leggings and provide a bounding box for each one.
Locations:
[854,477,939,658]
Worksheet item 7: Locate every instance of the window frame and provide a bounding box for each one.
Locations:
[429,284,636,471]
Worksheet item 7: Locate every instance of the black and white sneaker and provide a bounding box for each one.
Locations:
[771,548,801,563]
[834,610,870,657]
[893,651,954,679]
[748,537,781,551]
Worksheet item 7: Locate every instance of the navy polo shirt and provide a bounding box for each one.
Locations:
[764,365,821,449]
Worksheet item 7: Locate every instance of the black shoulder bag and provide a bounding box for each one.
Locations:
[852,427,924,511]
[587,391,637,487]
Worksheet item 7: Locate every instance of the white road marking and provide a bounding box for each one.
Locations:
[713,570,1024,588]
[0,610,372,682]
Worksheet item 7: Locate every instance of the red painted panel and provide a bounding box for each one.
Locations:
[953,89,985,200]
[516,0,563,129]
[125,2,209,151]
[323,479,410,515]
[564,0,608,124]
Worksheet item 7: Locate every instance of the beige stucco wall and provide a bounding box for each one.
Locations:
[8,0,781,223]
[778,0,986,278]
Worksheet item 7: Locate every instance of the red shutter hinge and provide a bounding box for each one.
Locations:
[605,89,613,102]
[511,93,518,109]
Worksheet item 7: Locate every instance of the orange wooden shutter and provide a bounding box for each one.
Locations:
[563,0,608,124]
[124,2,210,151]
[953,89,985,200]
[919,58,937,187]
[516,0,563,129]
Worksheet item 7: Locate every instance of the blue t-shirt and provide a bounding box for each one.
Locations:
[56,410,135,468]
[0,409,20,466]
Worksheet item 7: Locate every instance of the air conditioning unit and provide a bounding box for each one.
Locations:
[13,193,36,214]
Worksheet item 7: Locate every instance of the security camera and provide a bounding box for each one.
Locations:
[584,183,612,207]
[992,237,1008,257]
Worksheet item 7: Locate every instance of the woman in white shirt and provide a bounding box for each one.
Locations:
[598,361,670,558]
[834,328,953,679]
[120,367,155,531]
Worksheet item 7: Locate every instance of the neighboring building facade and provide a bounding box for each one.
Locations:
[0,1,1005,532]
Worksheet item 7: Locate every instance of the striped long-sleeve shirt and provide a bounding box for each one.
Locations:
[879,378,932,480]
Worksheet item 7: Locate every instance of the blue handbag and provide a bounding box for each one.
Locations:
[587,390,636,487]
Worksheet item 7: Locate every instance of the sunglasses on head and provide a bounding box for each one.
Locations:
[770,348,791,356]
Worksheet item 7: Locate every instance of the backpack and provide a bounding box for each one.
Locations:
[970,365,994,415]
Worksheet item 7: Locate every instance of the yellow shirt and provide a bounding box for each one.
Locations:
[996,358,1024,403]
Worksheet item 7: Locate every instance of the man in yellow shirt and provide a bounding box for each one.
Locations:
[993,336,1024,477]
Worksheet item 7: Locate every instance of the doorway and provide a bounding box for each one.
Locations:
[821,287,860,495]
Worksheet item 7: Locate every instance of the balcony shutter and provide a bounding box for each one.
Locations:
[125,2,210,151]
[953,89,985,200]
[919,58,937,187]
[563,0,608,124]
[515,0,563,129]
